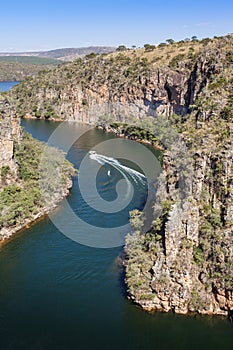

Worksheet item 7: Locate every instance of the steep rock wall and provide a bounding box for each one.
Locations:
[0,97,21,187]
[10,57,200,123]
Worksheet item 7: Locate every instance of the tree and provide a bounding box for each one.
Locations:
[158,42,167,47]
[201,38,211,45]
[144,44,155,52]
[166,38,175,45]
[191,36,198,41]
[116,45,127,52]
[85,52,97,59]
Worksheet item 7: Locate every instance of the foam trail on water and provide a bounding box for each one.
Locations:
[89,152,147,187]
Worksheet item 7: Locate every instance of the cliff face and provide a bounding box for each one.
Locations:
[11,37,233,123]
[10,36,232,130]
[12,62,188,123]
[126,137,233,316]
[125,38,233,317]
[12,64,194,123]
[10,35,232,126]
[0,96,74,242]
[0,96,21,188]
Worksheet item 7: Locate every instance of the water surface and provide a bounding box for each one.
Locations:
[0,81,20,92]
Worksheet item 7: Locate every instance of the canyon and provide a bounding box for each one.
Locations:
[1,34,232,317]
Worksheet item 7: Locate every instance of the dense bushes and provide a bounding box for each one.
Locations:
[108,122,160,145]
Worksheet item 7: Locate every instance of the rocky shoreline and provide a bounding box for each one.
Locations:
[99,119,231,320]
[124,120,233,318]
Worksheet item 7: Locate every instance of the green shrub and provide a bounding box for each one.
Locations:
[169,54,185,69]
[1,165,11,180]
[144,44,156,52]
[193,246,204,264]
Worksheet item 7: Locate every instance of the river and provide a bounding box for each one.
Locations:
[0,81,20,92]
[0,82,232,349]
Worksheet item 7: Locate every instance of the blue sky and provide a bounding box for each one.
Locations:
[0,0,232,52]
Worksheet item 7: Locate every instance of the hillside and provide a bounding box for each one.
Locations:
[0,56,62,81]
[0,61,60,81]
[0,56,62,66]
[5,34,233,317]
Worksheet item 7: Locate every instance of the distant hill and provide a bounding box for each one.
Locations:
[0,46,116,62]
[0,46,116,80]
[0,61,58,81]
[0,56,61,66]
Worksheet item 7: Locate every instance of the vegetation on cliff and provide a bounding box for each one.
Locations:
[123,37,233,316]
[0,97,74,240]
[125,111,233,316]
[98,121,163,148]
[8,35,232,124]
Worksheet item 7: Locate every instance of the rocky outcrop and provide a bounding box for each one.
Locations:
[4,52,201,122]
[10,35,232,126]
[0,96,74,242]
[0,96,21,188]
[124,59,233,317]
[12,66,190,123]
[124,35,233,317]
[125,125,233,316]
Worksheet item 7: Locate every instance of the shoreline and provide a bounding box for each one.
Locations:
[0,176,73,246]
[21,114,65,123]
[126,294,230,317]
[96,124,165,151]
[21,114,96,125]
[22,116,164,151]
[8,115,163,247]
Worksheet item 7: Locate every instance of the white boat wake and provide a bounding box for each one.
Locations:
[89,152,147,186]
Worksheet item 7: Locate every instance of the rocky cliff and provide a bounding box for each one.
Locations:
[10,36,232,123]
[124,36,233,317]
[10,60,189,122]
[5,36,224,123]
[0,96,20,188]
[125,121,233,317]
[0,96,74,242]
